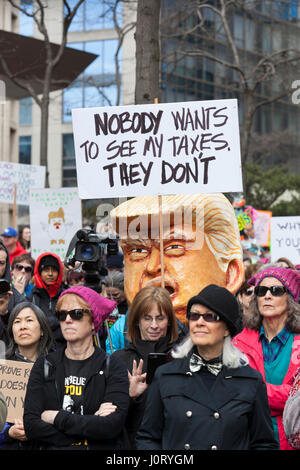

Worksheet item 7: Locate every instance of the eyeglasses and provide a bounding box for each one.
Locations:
[15,264,33,274]
[55,309,91,322]
[141,315,168,324]
[187,311,221,322]
[254,286,287,297]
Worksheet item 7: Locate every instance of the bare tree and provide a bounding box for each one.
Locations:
[160,0,300,175]
[85,0,136,107]
[135,0,161,104]
[1,0,85,187]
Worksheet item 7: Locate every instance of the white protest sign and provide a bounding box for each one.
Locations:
[0,161,45,205]
[271,216,300,264]
[29,188,82,260]
[72,99,243,199]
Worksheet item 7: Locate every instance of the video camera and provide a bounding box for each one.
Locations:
[65,228,119,292]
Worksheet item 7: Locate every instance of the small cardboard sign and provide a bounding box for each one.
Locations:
[0,360,33,422]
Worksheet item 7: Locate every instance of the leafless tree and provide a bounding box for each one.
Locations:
[1,0,85,187]
[160,0,300,176]
[135,0,161,104]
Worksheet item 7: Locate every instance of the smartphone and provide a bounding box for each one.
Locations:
[146,353,167,385]
[0,279,10,296]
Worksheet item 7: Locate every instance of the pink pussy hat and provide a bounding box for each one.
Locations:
[248,267,300,303]
[59,286,117,333]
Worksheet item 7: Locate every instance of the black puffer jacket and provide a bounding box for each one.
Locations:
[23,346,130,450]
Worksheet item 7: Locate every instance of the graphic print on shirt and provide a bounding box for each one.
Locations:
[63,374,86,415]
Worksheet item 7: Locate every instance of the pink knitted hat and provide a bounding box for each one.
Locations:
[59,286,117,332]
[248,267,300,303]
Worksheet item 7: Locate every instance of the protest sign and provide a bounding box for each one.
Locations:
[30,187,82,260]
[0,360,33,422]
[72,99,243,199]
[253,210,272,247]
[0,161,45,205]
[271,216,300,263]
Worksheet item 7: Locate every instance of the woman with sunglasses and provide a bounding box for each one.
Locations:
[11,254,35,296]
[233,267,300,450]
[136,284,277,450]
[0,301,53,449]
[23,286,130,450]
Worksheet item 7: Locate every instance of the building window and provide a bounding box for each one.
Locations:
[67,0,122,31]
[19,0,34,36]
[19,136,31,164]
[62,39,121,122]
[19,97,32,125]
[62,134,77,187]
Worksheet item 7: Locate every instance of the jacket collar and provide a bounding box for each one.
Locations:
[161,352,257,411]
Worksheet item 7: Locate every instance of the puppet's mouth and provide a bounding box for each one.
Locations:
[143,276,177,298]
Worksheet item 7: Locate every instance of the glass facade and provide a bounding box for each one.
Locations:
[66,0,122,31]
[62,134,77,187]
[62,39,121,122]
[19,0,34,36]
[161,0,300,171]
[19,97,32,125]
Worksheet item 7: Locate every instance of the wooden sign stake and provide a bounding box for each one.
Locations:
[154,98,165,289]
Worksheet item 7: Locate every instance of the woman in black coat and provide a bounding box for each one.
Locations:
[136,284,278,451]
[23,286,130,450]
[113,286,183,449]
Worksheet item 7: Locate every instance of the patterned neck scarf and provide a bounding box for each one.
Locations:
[189,353,223,376]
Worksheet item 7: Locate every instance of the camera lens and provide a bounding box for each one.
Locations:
[79,245,96,260]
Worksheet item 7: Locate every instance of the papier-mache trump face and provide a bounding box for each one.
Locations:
[110,193,244,325]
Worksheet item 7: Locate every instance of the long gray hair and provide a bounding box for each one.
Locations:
[171,335,248,369]
[243,295,300,332]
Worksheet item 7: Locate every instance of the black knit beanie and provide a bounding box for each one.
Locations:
[38,255,60,275]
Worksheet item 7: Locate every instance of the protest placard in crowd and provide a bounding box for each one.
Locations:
[0,161,45,205]
[271,216,300,263]
[72,99,243,199]
[29,187,82,260]
[0,360,33,422]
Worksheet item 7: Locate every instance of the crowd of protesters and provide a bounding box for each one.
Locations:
[0,223,299,451]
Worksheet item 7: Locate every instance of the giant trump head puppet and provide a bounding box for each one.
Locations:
[110,193,244,325]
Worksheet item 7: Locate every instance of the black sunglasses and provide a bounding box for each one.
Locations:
[55,309,91,322]
[15,264,33,273]
[254,286,287,297]
[187,311,221,322]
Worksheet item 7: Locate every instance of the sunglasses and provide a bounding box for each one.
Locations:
[187,311,221,322]
[254,286,287,297]
[55,309,91,322]
[15,264,33,274]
